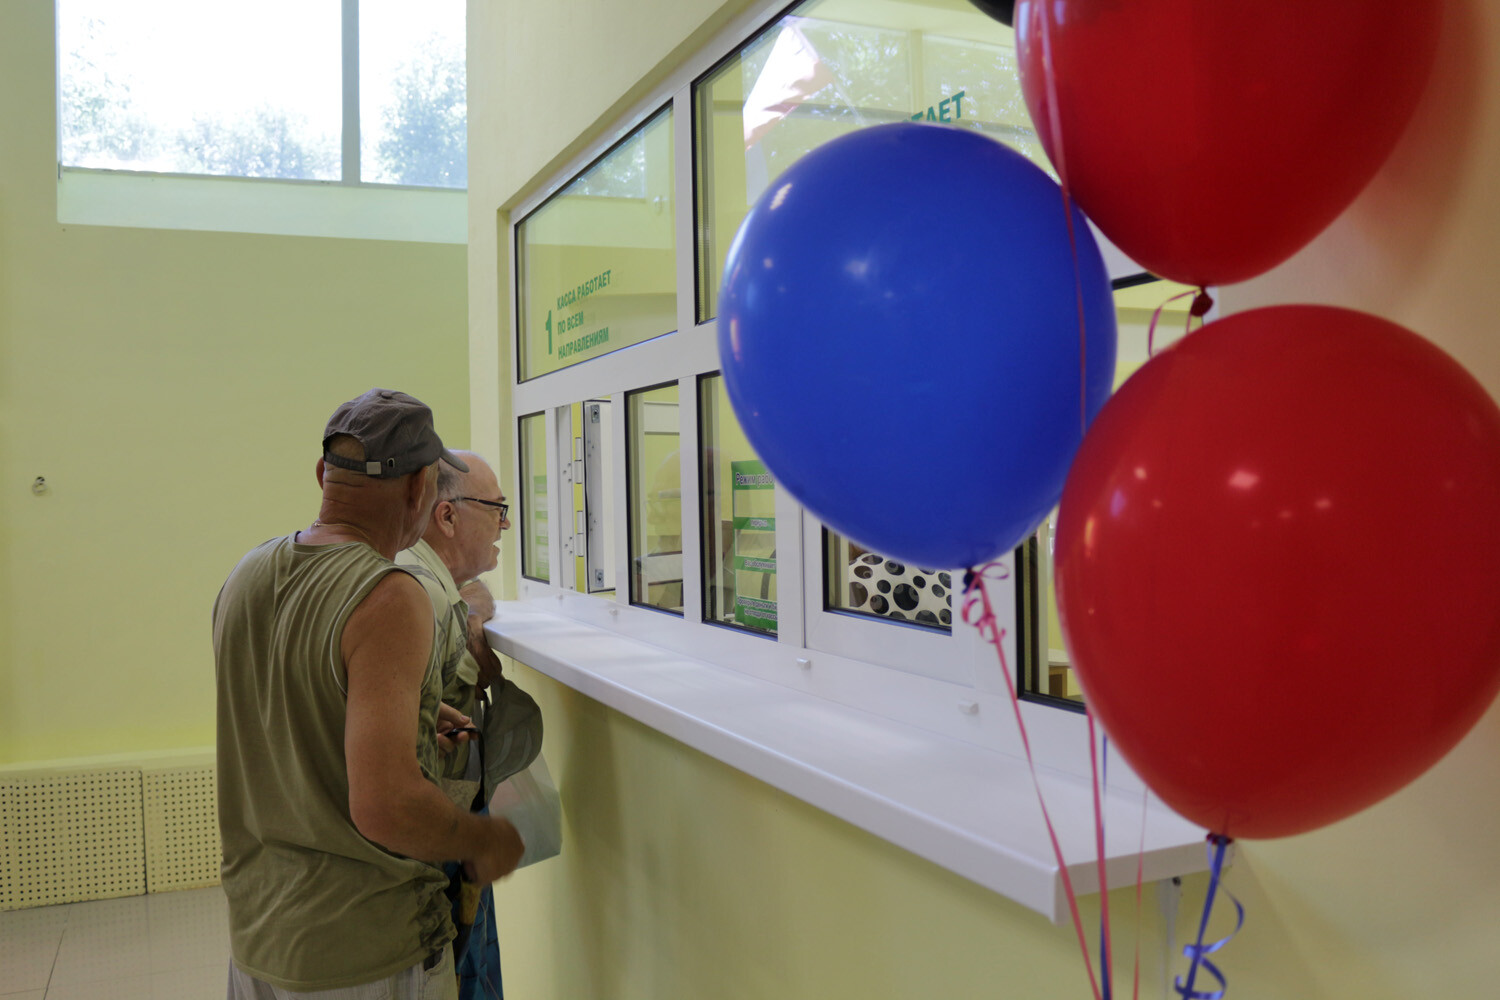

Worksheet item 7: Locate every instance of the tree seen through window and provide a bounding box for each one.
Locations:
[58,2,466,188]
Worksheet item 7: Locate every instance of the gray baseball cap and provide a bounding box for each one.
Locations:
[322,388,469,479]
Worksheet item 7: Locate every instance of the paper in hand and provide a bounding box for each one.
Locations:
[488,755,561,868]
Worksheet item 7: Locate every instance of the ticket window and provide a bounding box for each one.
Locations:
[824,532,954,633]
[627,384,684,614]
[553,400,615,596]
[699,375,777,637]
[518,412,549,583]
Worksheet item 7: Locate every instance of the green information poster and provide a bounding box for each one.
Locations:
[532,473,548,553]
[730,460,777,632]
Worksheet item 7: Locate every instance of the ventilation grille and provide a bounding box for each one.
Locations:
[143,766,221,893]
[0,768,146,910]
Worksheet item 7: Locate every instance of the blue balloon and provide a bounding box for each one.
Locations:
[718,123,1117,569]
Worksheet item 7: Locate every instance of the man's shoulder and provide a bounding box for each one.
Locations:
[393,537,430,567]
[218,536,402,617]
[349,568,430,621]
[395,539,460,608]
[395,538,443,578]
[213,535,302,634]
[218,535,293,593]
[238,533,295,566]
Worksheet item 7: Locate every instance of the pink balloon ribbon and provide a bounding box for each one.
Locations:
[1146,289,1196,359]
[963,562,1102,1000]
[1033,0,1091,438]
[1146,288,1215,359]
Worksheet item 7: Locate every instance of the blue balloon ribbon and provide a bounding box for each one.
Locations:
[1174,835,1244,1000]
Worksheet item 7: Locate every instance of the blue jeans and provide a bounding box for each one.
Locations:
[456,880,502,1000]
[443,803,503,1000]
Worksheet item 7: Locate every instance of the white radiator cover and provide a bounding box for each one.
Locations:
[143,765,220,893]
[0,754,220,911]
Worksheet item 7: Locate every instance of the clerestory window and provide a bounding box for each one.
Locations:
[57,0,466,189]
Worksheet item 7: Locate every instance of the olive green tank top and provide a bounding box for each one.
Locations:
[213,536,452,990]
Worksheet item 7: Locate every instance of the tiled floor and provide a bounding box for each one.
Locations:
[0,887,229,999]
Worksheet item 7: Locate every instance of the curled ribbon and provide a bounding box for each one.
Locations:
[1147,287,1216,359]
[1174,835,1244,1000]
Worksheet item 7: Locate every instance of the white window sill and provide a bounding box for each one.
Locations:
[485,601,1208,923]
[57,168,466,243]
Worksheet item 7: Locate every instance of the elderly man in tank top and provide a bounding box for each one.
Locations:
[213,389,523,1000]
[396,451,512,999]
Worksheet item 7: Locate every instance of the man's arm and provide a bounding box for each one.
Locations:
[342,571,521,881]
[459,579,494,623]
[460,579,504,688]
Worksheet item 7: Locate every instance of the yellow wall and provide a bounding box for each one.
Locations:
[473,0,1500,997]
[0,0,470,764]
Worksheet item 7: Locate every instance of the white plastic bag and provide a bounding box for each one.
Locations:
[488,754,561,868]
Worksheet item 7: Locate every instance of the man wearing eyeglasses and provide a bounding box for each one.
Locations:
[397,451,515,999]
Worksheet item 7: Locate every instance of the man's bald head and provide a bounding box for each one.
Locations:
[435,450,469,502]
[423,450,508,583]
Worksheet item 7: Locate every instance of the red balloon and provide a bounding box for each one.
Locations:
[1055,306,1500,839]
[1014,1,1441,286]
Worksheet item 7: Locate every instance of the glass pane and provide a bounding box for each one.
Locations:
[627,385,683,613]
[700,375,777,636]
[58,0,341,179]
[517,108,678,380]
[824,531,955,632]
[360,0,467,187]
[519,412,549,582]
[695,0,1042,321]
[1024,277,1203,705]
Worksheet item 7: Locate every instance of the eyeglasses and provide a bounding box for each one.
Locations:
[455,497,509,520]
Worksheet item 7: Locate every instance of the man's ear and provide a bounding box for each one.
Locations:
[315,458,327,489]
[433,499,460,538]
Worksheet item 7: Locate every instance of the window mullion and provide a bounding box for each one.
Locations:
[610,391,629,606]
[673,86,695,340]
[677,378,704,625]
[773,483,807,650]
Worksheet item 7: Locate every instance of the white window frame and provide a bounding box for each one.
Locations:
[496,0,1209,921]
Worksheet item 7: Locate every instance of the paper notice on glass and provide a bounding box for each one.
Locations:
[742,20,833,150]
[488,755,562,868]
